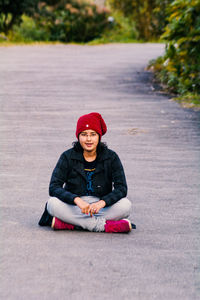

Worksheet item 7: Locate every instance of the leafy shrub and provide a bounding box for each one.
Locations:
[89,10,137,44]
[152,0,200,95]
[8,15,49,42]
[0,0,38,34]
[33,0,110,42]
[107,0,173,40]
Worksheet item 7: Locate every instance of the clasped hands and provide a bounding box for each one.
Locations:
[74,197,106,217]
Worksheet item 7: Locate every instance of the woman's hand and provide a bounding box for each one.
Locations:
[89,200,106,217]
[74,198,106,217]
[74,197,91,215]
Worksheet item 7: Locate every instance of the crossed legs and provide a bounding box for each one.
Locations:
[47,196,132,232]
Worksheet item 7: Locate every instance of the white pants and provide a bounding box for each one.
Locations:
[47,196,132,232]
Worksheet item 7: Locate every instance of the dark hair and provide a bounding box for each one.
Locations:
[72,141,107,154]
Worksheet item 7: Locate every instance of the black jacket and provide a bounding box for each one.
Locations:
[49,146,127,206]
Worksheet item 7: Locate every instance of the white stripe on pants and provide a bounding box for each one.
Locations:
[47,196,132,232]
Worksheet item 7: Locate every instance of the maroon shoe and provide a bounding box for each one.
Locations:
[51,217,75,230]
[105,219,132,233]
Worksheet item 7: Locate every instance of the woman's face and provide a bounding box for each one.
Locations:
[79,130,99,153]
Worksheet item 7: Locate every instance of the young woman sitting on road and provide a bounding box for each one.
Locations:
[39,112,135,233]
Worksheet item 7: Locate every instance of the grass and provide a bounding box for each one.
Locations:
[0,39,77,46]
[173,94,200,111]
[148,59,200,111]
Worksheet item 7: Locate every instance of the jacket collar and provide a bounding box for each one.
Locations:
[71,148,110,162]
[70,148,109,179]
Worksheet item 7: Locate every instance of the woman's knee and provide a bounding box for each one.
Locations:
[118,197,132,215]
[47,197,61,216]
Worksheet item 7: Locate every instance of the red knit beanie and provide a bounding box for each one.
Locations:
[76,112,107,139]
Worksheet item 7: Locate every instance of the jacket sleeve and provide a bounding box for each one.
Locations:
[101,152,128,206]
[49,152,78,205]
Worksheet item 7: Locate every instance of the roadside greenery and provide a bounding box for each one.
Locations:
[149,0,200,108]
[107,0,173,40]
[7,15,48,42]
[33,1,110,42]
[1,0,169,43]
[88,10,137,44]
[0,0,38,34]
[0,0,110,43]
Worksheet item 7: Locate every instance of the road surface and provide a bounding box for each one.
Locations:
[0,44,199,299]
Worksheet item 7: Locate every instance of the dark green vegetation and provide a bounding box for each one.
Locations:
[0,0,110,42]
[0,0,172,43]
[108,0,173,40]
[0,0,38,34]
[149,0,200,108]
[33,1,110,42]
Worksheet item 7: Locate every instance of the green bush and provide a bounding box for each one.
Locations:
[0,0,38,34]
[160,0,200,95]
[33,0,110,42]
[107,0,173,40]
[8,15,49,42]
[88,10,137,44]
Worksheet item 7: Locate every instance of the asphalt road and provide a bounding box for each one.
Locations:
[0,44,200,300]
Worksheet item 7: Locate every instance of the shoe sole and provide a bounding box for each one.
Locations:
[122,219,132,232]
[51,217,55,229]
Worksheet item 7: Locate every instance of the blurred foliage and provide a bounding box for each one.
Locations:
[107,0,173,40]
[33,0,110,42]
[0,0,38,34]
[88,10,137,44]
[174,93,200,110]
[150,0,200,99]
[7,15,49,42]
